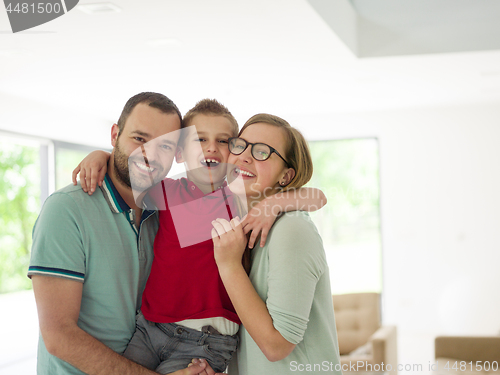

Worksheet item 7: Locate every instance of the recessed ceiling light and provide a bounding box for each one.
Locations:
[77,2,121,14]
[146,38,182,47]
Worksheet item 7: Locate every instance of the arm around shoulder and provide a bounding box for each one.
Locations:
[72,150,111,194]
[241,187,326,248]
[271,187,327,212]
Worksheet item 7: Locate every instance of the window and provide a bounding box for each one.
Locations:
[54,141,102,190]
[0,134,103,293]
[0,135,42,293]
[308,138,382,295]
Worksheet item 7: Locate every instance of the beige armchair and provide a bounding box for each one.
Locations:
[332,293,397,374]
[433,336,500,374]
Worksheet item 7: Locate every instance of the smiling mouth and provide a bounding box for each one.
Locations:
[200,158,220,168]
[234,166,255,177]
[134,161,156,173]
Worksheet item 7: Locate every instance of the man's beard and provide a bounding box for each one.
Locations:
[113,139,131,188]
[114,137,166,193]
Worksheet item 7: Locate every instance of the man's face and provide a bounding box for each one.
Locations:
[112,103,181,192]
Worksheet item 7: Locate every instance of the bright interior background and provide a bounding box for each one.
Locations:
[1,0,500,373]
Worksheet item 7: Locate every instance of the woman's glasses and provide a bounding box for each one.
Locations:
[228,137,290,167]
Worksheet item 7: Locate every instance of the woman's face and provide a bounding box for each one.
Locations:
[227,122,292,203]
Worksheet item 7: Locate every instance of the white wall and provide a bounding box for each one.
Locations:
[0,92,112,149]
[290,102,500,337]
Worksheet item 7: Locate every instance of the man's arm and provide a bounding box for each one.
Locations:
[32,276,214,375]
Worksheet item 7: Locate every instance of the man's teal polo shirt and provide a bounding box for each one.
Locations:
[28,174,158,375]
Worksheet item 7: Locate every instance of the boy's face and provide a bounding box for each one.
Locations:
[177,114,235,191]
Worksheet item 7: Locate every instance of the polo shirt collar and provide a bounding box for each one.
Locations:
[100,173,131,214]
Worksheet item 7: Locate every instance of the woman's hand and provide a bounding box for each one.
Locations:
[211,217,248,272]
[72,150,110,195]
[241,199,280,249]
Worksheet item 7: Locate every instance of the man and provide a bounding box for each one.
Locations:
[28,92,217,375]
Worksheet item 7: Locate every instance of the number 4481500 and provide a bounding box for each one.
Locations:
[444,361,499,372]
[5,2,62,14]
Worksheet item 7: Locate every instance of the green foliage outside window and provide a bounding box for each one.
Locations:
[307,139,382,294]
[0,140,40,293]
[56,147,93,190]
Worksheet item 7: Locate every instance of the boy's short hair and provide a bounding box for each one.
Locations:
[182,99,239,136]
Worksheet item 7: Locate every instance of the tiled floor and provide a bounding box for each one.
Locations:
[0,290,38,375]
[398,328,436,375]
[0,291,437,375]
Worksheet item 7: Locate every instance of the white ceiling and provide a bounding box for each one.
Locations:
[1,0,500,148]
[309,0,500,57]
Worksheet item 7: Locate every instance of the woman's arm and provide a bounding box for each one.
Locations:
[212,218,296,362]
[242,187,327,248]
[72,150,111,195]
[218,261,295,361]
[213,213,324,362]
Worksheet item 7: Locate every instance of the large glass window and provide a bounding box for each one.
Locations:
[55,141,102,190]
[0,135,103,294]
[308,138,382,295]
[0,135,41,293]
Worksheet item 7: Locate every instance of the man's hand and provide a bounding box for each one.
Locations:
[183,358,225,375]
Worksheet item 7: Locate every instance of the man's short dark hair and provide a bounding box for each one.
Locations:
[117,92,182,134]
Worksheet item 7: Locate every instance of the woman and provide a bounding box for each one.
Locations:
[211,114,342,374]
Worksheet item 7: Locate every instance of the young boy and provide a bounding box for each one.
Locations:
[73,99,326,374]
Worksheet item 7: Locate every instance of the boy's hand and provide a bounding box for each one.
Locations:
[72,150,110,195]
[212,217,248,271]
[241,199,280,249]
